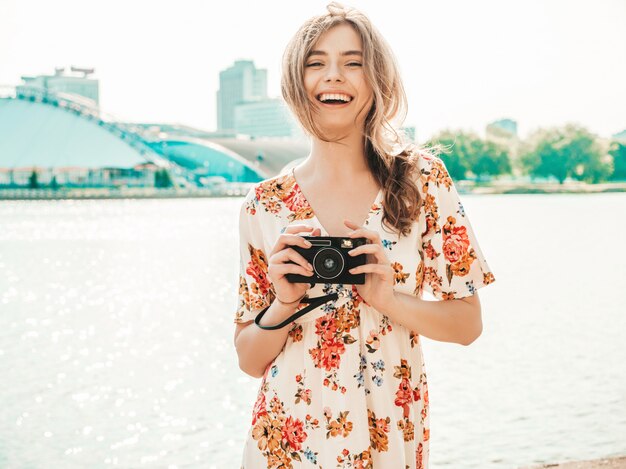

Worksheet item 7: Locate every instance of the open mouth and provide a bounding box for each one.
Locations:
[316,94,353,105]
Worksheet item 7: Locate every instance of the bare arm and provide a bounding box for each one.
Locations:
[233,224,322,378]
[343,216,485,347]
[234,300,303,378]
[383,291,483,346]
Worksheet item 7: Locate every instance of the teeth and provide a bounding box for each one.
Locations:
[318,93,352,103]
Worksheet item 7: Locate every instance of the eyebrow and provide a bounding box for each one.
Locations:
[307,50,363,58]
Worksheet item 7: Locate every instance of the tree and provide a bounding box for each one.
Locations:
[154,169,173,188]
[519,129,568,183]
[563,124,611,184]
[519,124,610,184]
[28,170,39,189]
[50,175,60,190]
[608,141,626,181]
[466,139,511,182]
[425,129,511,181]
[424,130,472,180]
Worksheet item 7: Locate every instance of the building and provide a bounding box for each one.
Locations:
[486,118,520,177]
[0,81,309,189]
[1,64,420,190]
[216,59,303,139]
[487,118,517,137]
[16,66,100,105]
[216,60,268,133]
[234,98,304,138]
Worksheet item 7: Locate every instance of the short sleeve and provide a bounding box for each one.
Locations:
[234,189,276,324]
[416,156,496,301]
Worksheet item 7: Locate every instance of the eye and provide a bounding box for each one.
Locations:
[305,62,362,67]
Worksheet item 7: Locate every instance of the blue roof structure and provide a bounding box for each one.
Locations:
[0,86,310,185]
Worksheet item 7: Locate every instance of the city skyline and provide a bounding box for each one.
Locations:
[1,0,624,141]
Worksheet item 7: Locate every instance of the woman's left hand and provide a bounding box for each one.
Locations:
[344,219,395,313]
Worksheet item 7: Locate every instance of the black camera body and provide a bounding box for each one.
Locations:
[286,236,368,285]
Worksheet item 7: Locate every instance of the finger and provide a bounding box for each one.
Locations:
[348,263,393,277]
[270,262,315,278]
[274,247,314,272]
[346,227,380,245]
[270,233,313,257]
[347,243,389,264]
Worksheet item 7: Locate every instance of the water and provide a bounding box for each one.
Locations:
[0,195,624,468]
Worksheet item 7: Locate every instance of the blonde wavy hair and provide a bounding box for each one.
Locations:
[281,1,441,237]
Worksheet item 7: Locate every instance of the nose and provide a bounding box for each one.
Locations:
[324,62,344,82]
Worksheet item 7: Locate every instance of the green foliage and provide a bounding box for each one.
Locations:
[154,168,173,188]
[468,140,511,182]
[519,129,568,183]
[424,130,470,180]
[425,130,511,181]
[519,124,611,184]
[28,170,39,189]
[608,142,626,181]
[50,175,60,190]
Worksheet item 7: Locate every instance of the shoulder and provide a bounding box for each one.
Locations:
[240,170,297,220]
[405,148,453,194]
[247,171,296,205]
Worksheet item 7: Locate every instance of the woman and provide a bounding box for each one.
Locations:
[233,2,497,467]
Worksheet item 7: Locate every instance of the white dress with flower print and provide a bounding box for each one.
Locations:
[234,154,496,468]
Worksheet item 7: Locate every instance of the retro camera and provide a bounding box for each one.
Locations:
[285,236,368,285]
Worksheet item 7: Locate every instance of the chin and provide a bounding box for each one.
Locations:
[319,116,358,127]
[317,122,353,133]
[317,127,362,141]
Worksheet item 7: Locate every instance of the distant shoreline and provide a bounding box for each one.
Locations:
[1,181,625,200]
[459,181,626,195]
[520,454,626,468]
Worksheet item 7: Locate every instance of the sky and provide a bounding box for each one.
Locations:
[0,0,624,142]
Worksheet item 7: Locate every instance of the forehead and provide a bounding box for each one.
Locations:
[308,23,363,56]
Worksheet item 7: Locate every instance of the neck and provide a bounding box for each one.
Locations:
[300,131,372,185]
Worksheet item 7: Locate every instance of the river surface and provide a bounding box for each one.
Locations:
[0,194,624,468]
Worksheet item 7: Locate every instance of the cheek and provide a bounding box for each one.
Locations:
[356,78,373,97]
[303,74,316,95]
[354,85,373,109]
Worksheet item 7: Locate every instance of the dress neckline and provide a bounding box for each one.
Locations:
[290,166,383,237]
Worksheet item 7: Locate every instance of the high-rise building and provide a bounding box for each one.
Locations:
[16,66,99,105]
[216,60,267,132]
[216,60,305,139]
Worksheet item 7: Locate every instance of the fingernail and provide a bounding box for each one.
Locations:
[308,263,313,270]
[305,241,312,247]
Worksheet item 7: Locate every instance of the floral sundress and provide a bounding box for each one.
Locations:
[234,153,497,468]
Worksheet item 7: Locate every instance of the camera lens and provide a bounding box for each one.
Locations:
[313,247,344,279]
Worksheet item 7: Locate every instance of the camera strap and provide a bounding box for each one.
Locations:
[253,292,340,330]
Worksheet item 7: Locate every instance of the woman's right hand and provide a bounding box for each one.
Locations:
[268,224,321,305]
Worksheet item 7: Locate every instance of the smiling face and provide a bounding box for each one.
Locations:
[303,23,374,137]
